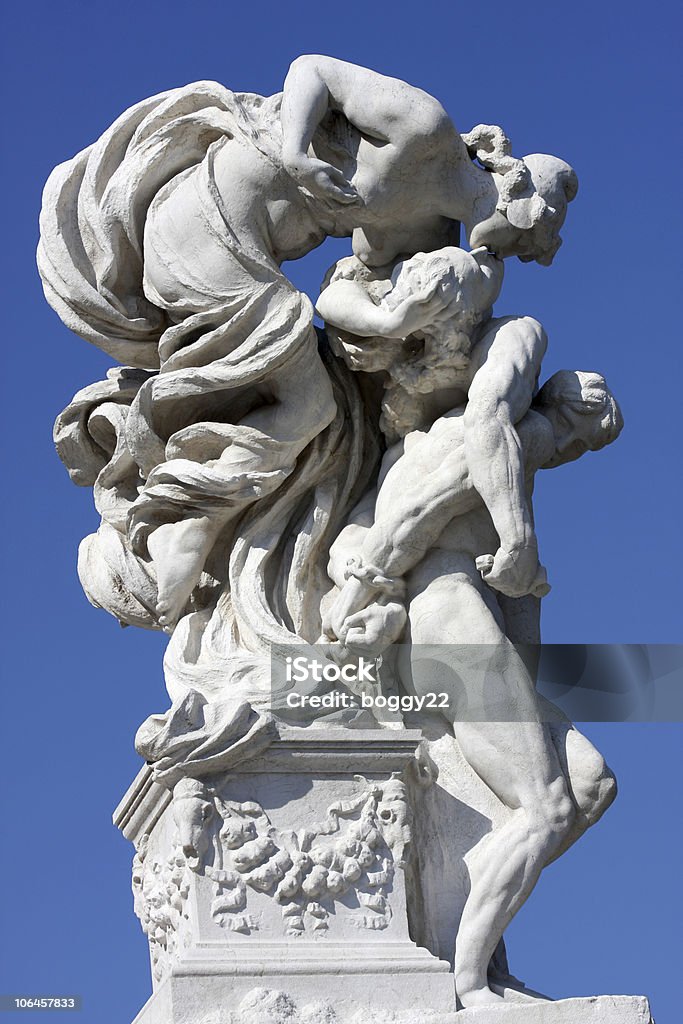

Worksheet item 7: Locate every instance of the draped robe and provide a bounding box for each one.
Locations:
[39,82,380,717]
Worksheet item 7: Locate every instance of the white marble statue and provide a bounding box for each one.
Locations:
[39,56,576,650]
[323,364,621,1004]
[39,57,646,1020]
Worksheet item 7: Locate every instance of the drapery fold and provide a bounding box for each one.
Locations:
[41,81,381,739]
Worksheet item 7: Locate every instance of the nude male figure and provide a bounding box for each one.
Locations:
[318,242,554,600]
[324,371,623,1007]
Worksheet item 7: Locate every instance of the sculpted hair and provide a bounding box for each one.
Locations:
[388,248,488,326]
[386,248,491,368]
[462,125,578,266]
[461,125,531,204]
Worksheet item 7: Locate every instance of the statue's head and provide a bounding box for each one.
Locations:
[172,777,215,869]
[535,371,623,468]
[389,246,502,313]
[464,126,578,266]
[386,245,504,359]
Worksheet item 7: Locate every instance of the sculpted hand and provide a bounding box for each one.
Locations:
[284,154,361,206]
[338,601,407,658]
[386,281,446,336]
[476,547,551,599]
[322,576,375,642]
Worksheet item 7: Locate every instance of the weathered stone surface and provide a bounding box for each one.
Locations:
[455,995,653,1024]
[118,730,453,1020]
[132,986,653,1024]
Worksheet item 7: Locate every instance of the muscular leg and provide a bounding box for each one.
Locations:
[498,596,618,863]
[545,716,616,863]
[148,515,225,630]
[453,719,574,1006]
[403,556,575,1008]
[149,343,336,629]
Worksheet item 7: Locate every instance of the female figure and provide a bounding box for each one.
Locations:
[40,57,576,635]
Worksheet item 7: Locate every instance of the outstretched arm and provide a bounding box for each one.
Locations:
[281,55,450,203]
[463,316,547,597]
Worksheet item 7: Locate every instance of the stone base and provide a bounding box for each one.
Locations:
[116,728,652,1024]
[133,986,653,1024]
[117,728,454,1022]
[456,995,653,1024]
[133,971,455,1023]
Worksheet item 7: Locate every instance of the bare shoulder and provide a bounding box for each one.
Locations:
[470,316,548,377]
[294,54,453,144]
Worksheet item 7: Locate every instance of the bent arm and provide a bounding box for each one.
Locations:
[463,316,546,589]
[281,54,450,162]
[329,422,474,586]
[324,432,477,643]
[318,275,449,338]
[366,405,553,580]
[316,280,407,337]
[364,443,475,577]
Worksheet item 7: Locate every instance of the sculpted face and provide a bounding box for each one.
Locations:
[469,155,578,266]
[469,205,568,265]
[172,780,215,869]
[469,210,526,259]
[513,154,578,266]
[543,404,610,468]
[536,370,622,469]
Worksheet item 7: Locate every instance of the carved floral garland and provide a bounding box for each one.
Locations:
[132,773,411,976]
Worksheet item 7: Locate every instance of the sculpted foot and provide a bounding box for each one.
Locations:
[457,969,506,1008]
[489,977,551,1003]
[458,984,506,1008]
[156,592,190,633]
[148,518,218,631]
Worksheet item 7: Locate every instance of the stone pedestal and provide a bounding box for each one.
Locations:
[125,983,653,1024]
[114,726,653,1024]
[114,728,454,1023]
[455,996,653,1023]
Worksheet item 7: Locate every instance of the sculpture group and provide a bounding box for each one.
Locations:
[40,57,637,1019]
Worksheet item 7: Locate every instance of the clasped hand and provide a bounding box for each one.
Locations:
[322,576,406,657]
[476,545,551,599]
[284,153,361,206]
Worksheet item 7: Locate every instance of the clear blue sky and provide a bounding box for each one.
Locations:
[1,2,681,1022]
